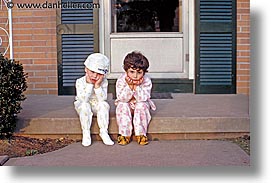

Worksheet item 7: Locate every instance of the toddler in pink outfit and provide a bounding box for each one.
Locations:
[115,51,156,145]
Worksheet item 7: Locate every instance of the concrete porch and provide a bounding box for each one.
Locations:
[15,94,250,140]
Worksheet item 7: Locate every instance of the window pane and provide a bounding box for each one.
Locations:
[112,0,179,32]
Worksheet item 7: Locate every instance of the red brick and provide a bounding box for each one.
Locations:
[237,87,250,95]
[25,89,48,95]
[32,22,56,29]
[237,39,250,44]
[237,57,250,63]
[240,15,250,20]
[27,77,47,83]
[238,76,250,81]
[237,69,250,75]
[19,41,47,47]
[33,59,56,65]
[17,59,33,64]
[237,45,250,51]
[237,21,250,27]
[48,90,58,95]
[23,64,48,70]
[12,29,32,35]
[14,47,33,52]
[35,83,57,89]
[237,32,250,38]
[13,35,33,40]
[12,11,33,17]
[237,9,250,14]
[237,81,250,87]
[35,71,57,77]
[48,77,58,83]
[33,48,56,53]
[32,11,56,17]
[240,27,250,32]
[238,64,250,70]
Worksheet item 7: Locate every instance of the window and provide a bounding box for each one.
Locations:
[112,0,179,32]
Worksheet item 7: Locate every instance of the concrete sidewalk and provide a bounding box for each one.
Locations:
[3,140,250,166]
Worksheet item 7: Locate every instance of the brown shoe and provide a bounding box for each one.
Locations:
[117,135,130,145]
[136,135,149,145]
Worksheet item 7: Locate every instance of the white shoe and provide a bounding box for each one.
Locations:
[99,132,114,145]
[82,130,91,147]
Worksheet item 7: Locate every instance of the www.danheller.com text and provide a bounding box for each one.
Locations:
[8,1,100,9]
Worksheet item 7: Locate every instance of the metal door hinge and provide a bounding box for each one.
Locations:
[186,54,189,62]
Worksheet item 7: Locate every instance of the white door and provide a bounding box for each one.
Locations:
[100,0,192,79]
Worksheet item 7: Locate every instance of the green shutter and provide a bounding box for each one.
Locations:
[61,0,94,24]
[57,0,98,95]
[59,34,94,94]
[195,0,236,94]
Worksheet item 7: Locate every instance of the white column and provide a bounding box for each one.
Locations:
[8,0,14,60]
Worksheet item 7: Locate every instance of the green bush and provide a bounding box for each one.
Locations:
[0,54,27,138]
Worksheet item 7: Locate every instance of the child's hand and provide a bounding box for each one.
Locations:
[125,75,133,85]
[129,96,137,109]
[94,74,104,89]
[129,96,136,104]
[125,76,136,90]
[126,76,144,85]
[132,77,144,85]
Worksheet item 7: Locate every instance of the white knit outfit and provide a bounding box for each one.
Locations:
[74,76,114,146]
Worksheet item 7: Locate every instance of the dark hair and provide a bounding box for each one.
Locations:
[123,51,149,72]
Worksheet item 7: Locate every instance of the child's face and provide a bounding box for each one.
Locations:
[85,67,103,84]
[126,67,144,81]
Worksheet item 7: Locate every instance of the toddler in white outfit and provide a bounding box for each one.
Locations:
[74,53,114,146]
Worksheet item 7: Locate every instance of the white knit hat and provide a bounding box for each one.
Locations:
[84,53,110,74]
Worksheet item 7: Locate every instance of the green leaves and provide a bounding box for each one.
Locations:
[25,149,39,156]
[0,54,27,138]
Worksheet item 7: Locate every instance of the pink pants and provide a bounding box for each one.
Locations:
[116,101,151,136]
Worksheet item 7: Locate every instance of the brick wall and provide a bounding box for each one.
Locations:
[237,0,250,94]
[0,0,250,95]
[0,0,58,95]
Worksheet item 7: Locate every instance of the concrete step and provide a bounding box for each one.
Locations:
[15,94,250,140]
